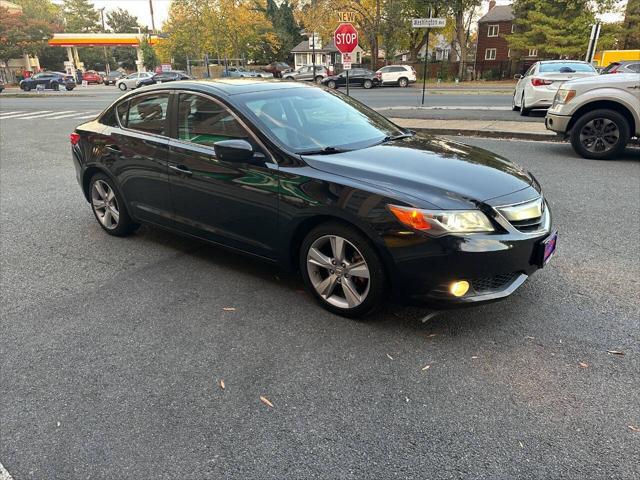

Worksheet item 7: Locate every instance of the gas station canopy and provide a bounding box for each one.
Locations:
[48,33,160,48]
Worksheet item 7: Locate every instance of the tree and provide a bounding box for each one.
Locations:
[140,37,159,69]
[448,0,481,78]
[264,0,302,61]
[509,0,615,59]
[621,0,640,49]
[106,8,141,33]
[0,6,53,67]
[62,0,99,33]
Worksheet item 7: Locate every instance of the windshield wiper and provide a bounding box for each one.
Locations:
[299,146,349,155]
[378,132,415,145]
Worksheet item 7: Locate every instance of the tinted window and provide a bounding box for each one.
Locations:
[237,87,404,153]
[539,62,596,73]
[177,94,247,146]
[126,94,169,135]
[628,63,640,72]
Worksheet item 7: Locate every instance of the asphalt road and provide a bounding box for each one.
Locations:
[1,96,639,479]
[0,83,541,122]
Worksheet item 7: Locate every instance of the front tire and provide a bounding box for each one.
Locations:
[363,79,373,89]
[520,93,530,116]
[328,80,336,89]
[118,82,127,91]
[398,77,408,87]
[23,84,31,92]
[315,75,324,84]
[51,82,59,91]
[512,92,520,111]
[89,173,138,236]
[569,109,629,160]
[300,222,386,318]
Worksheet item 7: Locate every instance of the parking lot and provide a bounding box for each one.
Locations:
[1,88,639,479]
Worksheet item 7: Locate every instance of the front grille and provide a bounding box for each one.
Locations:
[510,216,543,232]
[496,197,545,233]
[471,272,519,294]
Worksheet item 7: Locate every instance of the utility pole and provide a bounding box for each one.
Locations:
[99,7,110,74]
[149,0,156,33]
[421,7,432,106]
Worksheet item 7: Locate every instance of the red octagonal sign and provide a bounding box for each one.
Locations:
[334,23,358,54]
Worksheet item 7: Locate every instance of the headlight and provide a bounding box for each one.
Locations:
[553,89,576,106]
[388,205,495,235]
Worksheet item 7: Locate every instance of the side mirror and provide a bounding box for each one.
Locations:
[213,139,255,163]
[514,74,522,79]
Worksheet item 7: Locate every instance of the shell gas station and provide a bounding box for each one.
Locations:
[47,33,160,76]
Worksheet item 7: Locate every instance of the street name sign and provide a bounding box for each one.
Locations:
[412,18,446,28]
[334,23,358,54]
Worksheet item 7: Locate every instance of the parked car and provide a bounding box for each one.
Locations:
[136,70,192,88]
[282,65,328,83]
[221,67,274,78]
[322,69,380,89]
[103,71,126,85]
[262,61,291,78]
[115,72,154,91]
[545,73,640,159]
[71,80,556,317]
[512,60,599,116]
[19,72,75,91]
[601,60,640,74]
[375,65,417,87]
[82,70,103,84]
[0,79,4,93]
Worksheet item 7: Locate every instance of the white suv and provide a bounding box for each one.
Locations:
[545,73,640,159]
[375,65,416,87]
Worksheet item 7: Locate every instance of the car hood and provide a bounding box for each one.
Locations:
[302,135,536,209]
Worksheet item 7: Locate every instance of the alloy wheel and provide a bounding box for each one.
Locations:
[91,180,120,230]
[579,118,620,153]
[306,235,371,309]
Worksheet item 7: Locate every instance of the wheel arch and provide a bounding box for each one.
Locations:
[567,100,636,134]
[81,165,122,203]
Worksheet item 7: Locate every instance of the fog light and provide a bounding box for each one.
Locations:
[450,280,470,297]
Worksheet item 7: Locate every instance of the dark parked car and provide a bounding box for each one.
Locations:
[321,69,380,89]
[601,60,640,74]
[70,80,556,317]
[136,70,192,88]
[263,61,291,78]
[103,71,126,85]
[20,72,75,91]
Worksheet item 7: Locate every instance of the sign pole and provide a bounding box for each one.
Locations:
[346,69,350,96]
[421,8,432,106]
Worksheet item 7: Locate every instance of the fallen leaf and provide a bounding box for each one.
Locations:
[57,421,60,427]
[524,336,535,340]
[405,397,410,403]
[628,425,639,432]
[421,365,431,371]
[260,396,274,408]
[427,333,438,338]
[386,353,394,360]
[218,379,225,390]
[519,441,523,448]
[578,362,589,368]
[471,356,478,359]
[222,307,236,311]
[607,350,624,356]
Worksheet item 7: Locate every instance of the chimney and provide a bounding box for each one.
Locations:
[489,0,496,11]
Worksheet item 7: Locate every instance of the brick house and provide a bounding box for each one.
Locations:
[476,1,539,64]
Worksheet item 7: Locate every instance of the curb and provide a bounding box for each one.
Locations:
[410,127,561,142]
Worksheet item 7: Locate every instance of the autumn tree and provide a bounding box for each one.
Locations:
[62,0,99,32]
[621,0,640,49]
[447,0,481,78]
[0,6,54,67]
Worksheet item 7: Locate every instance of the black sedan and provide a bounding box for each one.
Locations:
[136,70,192,88]
[20,71,75,91]
[103,71,126,85]
[321,68,380,89]
[70,80,556,317]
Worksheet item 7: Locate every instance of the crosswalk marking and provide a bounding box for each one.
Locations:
[0,111,53,119]
[34,111,81,120]
[18,110,76,120]
[0,111,24,117]
[75,114,98,120]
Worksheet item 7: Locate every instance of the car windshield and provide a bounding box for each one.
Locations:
[235,87,406,154]
[539,62,596,73]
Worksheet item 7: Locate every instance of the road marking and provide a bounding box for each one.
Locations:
[18,110,76,120]
[0,111,24,117]
[0,462,14,480]
[0,111,53,119]
[73,113,99,120]
[45,112,85,120]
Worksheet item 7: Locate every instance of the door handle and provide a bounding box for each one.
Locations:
[105,144,121,153]
[169,164,192,175]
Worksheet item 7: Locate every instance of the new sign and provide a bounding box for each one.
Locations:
[334,23,358,54]
[411,18,446,28]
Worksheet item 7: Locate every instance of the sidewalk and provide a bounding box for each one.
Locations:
[391,117,558,141]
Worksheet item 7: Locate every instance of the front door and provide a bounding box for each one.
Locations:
[167,92,280,259]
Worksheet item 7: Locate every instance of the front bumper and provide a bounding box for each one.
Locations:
[545,113,572,134]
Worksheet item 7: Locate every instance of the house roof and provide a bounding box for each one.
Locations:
[478,5,514,23]
[291,39,339,53]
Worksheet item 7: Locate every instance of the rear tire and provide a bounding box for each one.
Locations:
[65,86,74,91]
[23,84,31,92]
[51,82,59,91]
[520,93,530,116]
[398,77,408,87]
[512,92,520,111]
[315,76,324,84]
[569,109,629,160]
[299,222,386,318]
[363,79,373,89]
[118,82,127,91]
[89,173,138,237]
[328,80,336,89]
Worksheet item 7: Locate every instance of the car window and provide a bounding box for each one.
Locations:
[126,93,169,136]
[524,65,536,77]
[177,93,248,146]
[127,73,138,79]
[539,62,596,73]
[627,63,640,72]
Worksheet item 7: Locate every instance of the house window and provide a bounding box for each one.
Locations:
[528,48,538,57]
[511,24,516,33]
[488,25,499,37]
[507,49,511,58]
[485,48,497,60]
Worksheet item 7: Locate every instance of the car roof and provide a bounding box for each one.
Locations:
[130,78,312,98]
[539,60,589,63]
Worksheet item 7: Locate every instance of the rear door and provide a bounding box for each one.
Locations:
[107,92,173,224]
[167,92,280,258]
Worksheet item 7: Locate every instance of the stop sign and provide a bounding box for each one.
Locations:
[334,23,358,54]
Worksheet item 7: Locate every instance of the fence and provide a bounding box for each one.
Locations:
[398,60,537,81]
